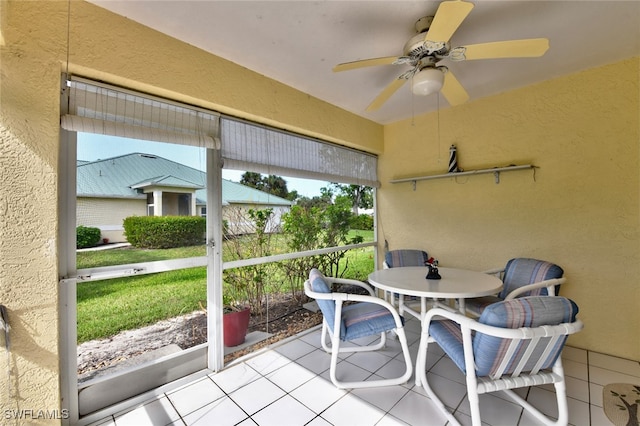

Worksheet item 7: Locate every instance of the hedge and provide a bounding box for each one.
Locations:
[123,216,206,249]
[77,226,102,249]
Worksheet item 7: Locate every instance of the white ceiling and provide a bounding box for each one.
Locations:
[89,1,640,125]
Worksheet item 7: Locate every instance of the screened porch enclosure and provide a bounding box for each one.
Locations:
[60,76,380,421]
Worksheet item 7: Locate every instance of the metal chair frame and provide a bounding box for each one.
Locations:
[417,306,583,426]
[304,276,413,389]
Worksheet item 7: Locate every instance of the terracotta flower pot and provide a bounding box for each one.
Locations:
[223,307,250,347]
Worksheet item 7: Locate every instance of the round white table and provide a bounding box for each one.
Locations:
[368,266,503,319]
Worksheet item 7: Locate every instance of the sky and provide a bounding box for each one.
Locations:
[77,133,329,197]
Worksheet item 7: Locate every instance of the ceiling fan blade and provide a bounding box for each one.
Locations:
[441,70,469,106]
[425,0,474,43]
[333,56,403,72]
[456,38,550,61]
[366,78,407,112]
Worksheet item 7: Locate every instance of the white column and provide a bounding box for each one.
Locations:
[207,148,224,372]
[154,190,163,216]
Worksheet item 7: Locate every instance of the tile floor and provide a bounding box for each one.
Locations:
[88,317,640,426]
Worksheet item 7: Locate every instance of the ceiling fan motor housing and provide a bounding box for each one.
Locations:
[403,32,448,57]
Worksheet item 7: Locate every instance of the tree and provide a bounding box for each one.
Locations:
[240,172,291,199]
[240,172,264,191]
[329,183,373,215]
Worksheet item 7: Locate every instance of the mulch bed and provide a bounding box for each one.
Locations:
[77,293,323,380]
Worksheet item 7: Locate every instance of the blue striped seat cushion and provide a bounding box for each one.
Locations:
[385,250,428,268]
[309,268,402,341]
[499,258,564,299]
[342,302,403,341]
[309,268,346,337]
[429,297,579,377]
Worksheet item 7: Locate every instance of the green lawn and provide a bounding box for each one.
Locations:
[76,231,374,343]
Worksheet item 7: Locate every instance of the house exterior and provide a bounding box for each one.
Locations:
[77,153,293,242]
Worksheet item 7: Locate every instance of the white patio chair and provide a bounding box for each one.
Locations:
[465,257,566,317]
[417,296,583,426]
[304,268,413,389]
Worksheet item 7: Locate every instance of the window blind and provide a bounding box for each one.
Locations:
[61,77,220,148]
[221,118,379,188]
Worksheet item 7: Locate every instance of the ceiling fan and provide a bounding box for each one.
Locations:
[333,0,549,112]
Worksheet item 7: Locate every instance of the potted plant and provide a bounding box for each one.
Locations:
[222,293,250,347]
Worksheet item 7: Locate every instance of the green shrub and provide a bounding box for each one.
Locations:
[350,214,374,230]
[123,216,206,249]
[76,226,102,249]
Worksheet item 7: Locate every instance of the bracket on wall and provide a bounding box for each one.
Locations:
[390,164,536,190]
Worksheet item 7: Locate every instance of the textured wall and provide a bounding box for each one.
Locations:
[0,0,67,419]
[379,57,640,360]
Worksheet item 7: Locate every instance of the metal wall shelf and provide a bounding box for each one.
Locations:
[390,164,535,187]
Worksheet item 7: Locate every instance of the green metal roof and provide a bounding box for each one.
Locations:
[77,153,293,206]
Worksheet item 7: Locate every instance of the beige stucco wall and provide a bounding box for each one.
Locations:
[77,197,147,243]
[0,0,382,421]
[379,57,640,360]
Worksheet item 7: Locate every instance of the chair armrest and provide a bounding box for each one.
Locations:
[304,280,404,328]
[325,277,376,296]
[482,267,505,276]
[423,306,583,339]
[504,277,566,300]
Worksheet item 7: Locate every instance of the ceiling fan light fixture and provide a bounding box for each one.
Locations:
[412,67,444,96]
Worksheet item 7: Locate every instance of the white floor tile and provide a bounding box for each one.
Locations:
[591,404,615,426]
[374,356,416,388]
[319,359,374,384]
[250,394,316,426]
[274,338,317,360]
[167,377,225,417]
[209,362,262,394]
[388,388,448,426]
[265,360,317,392]
[590,382,605,407]
[289,376,347,414]
[567,396,591,426]
[414,372,467,411]
[375,413,411,425]
[320,392,386,426]
[86,326,635,426]
[525,386,560,419]
[589,365,640,387]
[245,349,292,375]
[589,351,640,377]
[228,377,286,415]
[563,346,588,364]
[344,351,394,373]
[298,329,324,348]
[181,397,248,426]
[306,416,333,426]
[563,358,589,381]
[295,349,333,374]
[351,384,410,412]
[456,392,523,426]
[114,396,181,426]
[565,376,590,403]
[236,419,258,426]
[429,356,466,385]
